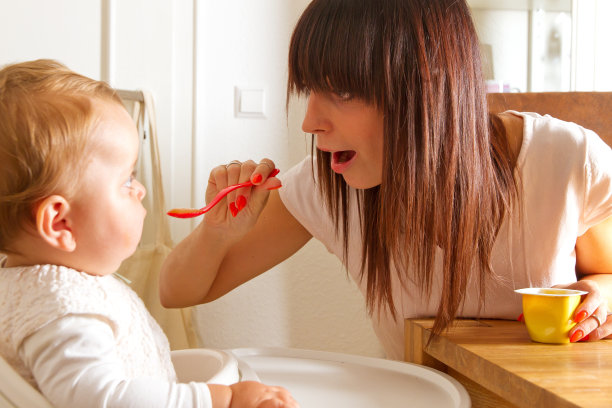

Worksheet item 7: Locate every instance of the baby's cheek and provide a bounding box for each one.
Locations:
[116,212,145,248]
[131,207,147,241]
[118,230,142,258]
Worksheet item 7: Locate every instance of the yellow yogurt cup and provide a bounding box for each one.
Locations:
[515,288,588,344]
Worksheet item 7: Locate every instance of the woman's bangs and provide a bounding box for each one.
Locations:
[288,0,377,102]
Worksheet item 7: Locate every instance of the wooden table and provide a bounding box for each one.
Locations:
[405,319,612,408]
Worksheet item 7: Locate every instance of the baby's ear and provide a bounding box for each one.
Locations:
[35,195,76,252]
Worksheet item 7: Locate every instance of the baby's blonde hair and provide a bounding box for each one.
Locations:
[0,59,123,251]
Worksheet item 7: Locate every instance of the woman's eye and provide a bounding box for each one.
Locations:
[334,91,353,101]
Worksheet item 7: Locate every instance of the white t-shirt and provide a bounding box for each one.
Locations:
[0,261,213,407]
[279,112,612,360]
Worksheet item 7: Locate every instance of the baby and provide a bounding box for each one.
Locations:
[0,59,298,408]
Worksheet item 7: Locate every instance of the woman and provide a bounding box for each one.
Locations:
[161,0,612,360]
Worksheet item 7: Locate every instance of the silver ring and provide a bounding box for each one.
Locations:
[225,160,242,169]
[592,314,604,328]
[259,161,273,170]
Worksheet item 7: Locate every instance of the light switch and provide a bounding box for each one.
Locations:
[235,87,265,118]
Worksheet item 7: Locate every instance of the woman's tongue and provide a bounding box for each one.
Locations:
[331,150,356,172]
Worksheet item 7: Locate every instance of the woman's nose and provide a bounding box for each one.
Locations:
[301,92,329,135]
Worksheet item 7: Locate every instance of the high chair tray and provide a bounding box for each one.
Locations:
[228,347,470,408]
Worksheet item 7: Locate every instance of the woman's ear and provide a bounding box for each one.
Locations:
[35,195,76,252]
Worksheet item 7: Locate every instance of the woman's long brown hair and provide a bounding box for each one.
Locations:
[287,0,517,335]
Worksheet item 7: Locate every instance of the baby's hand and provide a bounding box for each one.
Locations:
[229,381,299,408]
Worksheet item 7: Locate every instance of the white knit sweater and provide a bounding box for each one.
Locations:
[0,261,176,387]
[0,260,214,406]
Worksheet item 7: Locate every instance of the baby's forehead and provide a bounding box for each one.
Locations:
[86,102,138,160]
[90,97,130,118]
[90,99,135,135]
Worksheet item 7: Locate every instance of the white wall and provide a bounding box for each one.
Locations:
[0,0,101,79]
[574,0,612,90]
[471,9,529,92]
[191,0,385,358]
[109,0,195,244]
[470,0,612,92]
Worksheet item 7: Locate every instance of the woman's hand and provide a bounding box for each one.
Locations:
[159,158,281,308]
[203,158,281,237]
[554,280,612,342]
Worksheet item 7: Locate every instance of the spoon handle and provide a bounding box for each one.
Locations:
[167,168,280,219]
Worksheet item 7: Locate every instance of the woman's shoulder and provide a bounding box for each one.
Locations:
[277,155,354,255]
[280,155,315,180]
[511,110,598,143]
[505,110,608,166]
[278,156,327,225]
[279,155,318,205]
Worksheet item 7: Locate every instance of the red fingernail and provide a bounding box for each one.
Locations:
[229,202,238,217]
[252,174,262,183]
[574,310,588,323]
[517,313,523,322]
[579,334,590,342]
[570,330,584,343]
[236,195,247,210]
[266,184,282,191]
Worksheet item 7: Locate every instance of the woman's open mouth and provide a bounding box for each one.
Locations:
[331,150,357,173]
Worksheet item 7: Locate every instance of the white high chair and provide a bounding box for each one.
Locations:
[0,355,53,408]
[0,349,241,407]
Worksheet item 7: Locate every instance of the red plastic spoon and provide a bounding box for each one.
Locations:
[167,168,280,218]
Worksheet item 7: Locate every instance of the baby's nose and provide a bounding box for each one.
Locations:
[134,180,146,200]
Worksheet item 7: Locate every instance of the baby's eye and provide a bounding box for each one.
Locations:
[123,171,137,188]
[123,176,133,188]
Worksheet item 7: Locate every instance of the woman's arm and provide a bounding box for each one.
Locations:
[576,215,612,273]
[561,214,612,341]
[160,187,312,308]
[576,214,612,310]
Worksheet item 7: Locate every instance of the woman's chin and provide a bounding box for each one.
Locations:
[341,174,381,190]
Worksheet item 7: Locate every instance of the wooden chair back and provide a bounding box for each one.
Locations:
[487,92,612,147]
